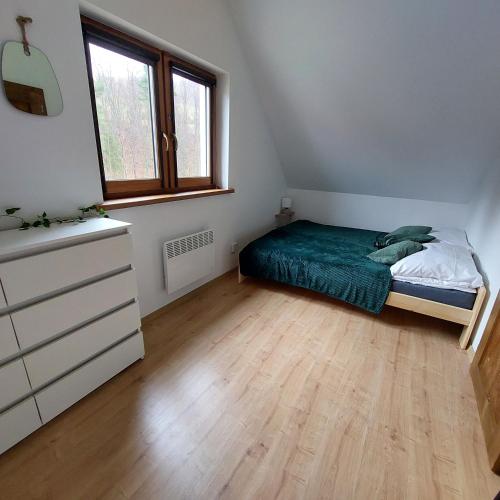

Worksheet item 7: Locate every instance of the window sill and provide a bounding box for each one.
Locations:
[99,187,235,211]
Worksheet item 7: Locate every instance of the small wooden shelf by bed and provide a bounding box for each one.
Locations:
[238,266,486,349]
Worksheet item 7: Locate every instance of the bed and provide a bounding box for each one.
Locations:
[238,220,486,349]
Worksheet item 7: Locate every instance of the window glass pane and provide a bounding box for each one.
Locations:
[173,73,210,178]
[89,43,158,180]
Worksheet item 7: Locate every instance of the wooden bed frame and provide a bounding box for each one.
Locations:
[238,266,486,349]
[386,286,486,349]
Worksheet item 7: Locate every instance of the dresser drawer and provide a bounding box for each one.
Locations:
[0,233,132,306]
[0,360,32,411]
[24,302,141,389]
[0,398,41,454]
[0,315,19,362]
[36,333,144,423]
[11,270,138,350]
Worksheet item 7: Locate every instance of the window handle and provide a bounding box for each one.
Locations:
[172,133,178,151]
[162,132,169,152]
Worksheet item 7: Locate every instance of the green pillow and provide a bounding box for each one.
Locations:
[388,225,432,236]
[375,226,433,248]
[383,233,435,246]
[368,240,424,265]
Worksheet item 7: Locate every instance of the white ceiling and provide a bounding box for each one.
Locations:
[227,0,500,203]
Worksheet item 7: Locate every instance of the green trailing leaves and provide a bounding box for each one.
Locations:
[1,204,108,230]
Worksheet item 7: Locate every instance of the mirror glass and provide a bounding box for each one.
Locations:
[1,41,63,116]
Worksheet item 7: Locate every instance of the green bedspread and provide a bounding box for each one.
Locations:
[239,220,392,314]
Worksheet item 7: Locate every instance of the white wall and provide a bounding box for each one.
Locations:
[288,188,470,232]
[0,0,286,316]
[467,165,500,349]
[228,0,500,203]
[0,0,102,220]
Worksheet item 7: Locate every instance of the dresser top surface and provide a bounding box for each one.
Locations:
[0,218,131,259]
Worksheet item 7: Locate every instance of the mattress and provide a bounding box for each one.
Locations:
[390,280,476,310]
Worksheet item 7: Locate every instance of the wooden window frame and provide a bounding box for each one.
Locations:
[81,16,217,200]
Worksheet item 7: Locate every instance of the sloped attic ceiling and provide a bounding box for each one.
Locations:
[227,0,500,203]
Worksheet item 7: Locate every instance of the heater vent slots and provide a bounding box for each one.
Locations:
[165,230,214,259]
[163,230,215,294]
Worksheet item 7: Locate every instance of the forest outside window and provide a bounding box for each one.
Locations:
[82,17,217,199]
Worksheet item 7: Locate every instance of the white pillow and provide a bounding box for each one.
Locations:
[430,227,474,252]
[390,242,483,292]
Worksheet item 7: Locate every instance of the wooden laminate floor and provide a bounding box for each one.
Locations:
[0,271,499,499]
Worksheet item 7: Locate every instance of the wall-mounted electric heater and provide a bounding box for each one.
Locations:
[163,229,215,294]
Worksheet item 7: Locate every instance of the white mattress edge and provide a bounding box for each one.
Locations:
[392,276,478,294]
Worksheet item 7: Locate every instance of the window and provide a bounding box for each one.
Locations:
[82,17,216,199]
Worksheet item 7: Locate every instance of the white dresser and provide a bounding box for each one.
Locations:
[0,218,144,453]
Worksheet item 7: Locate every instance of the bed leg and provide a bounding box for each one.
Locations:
[459,286,487,349]
[238,264,246,284]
